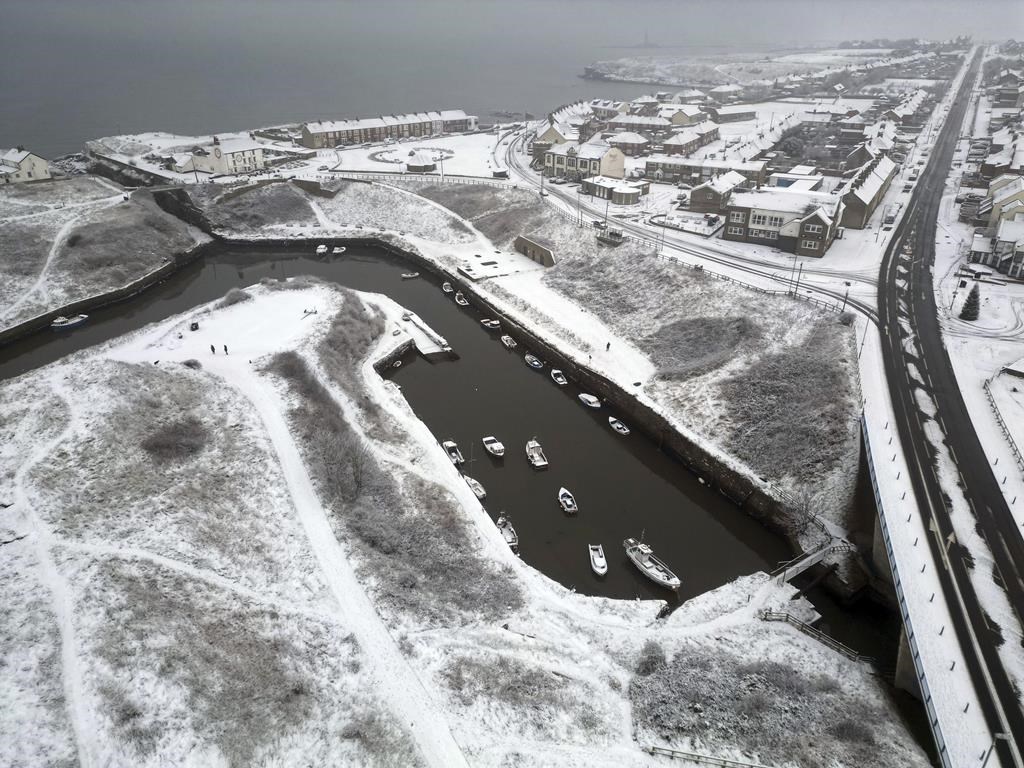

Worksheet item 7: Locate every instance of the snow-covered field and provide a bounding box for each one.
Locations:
[331,132,506,177]
[0,177,209,332]
[0,283,929,766]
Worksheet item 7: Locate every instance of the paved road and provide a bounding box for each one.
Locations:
[878,49,1024,766]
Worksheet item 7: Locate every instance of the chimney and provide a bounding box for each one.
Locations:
[212,135,220,145]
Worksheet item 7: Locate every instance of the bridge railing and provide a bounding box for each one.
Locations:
[758,610,876,664]
[643,745,776,767]
[983,376,1024,473]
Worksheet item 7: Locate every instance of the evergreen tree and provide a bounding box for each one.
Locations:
[959,284,980,321]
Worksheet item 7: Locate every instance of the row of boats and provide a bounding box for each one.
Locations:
[438,277,680,591]
[315,244,347,255]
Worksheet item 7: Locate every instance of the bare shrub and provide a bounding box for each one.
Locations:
[646,316,761,379]
[216,287,253,309]
[635,640,667,676]
[140,415,209,461]
[260,274,322,291]
[830,718,876,745]
[181,359,202,370]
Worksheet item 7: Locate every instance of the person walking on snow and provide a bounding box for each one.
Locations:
[224,344,229,355]
[210,344,215,355]
[606,341,610,351]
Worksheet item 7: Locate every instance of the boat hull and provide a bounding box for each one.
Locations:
[623,538,680,590]
[589,545,608,576]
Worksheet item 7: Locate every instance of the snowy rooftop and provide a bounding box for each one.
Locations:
[216,138,264,155]
[846,156,898,206]
[658,103,704,119]
[304,110,472,133]
[997,214,1024,245]
[647,154,767,172]
[584,175,647,192]
[0,148,34,165]
[608,131,648,144]
[731,187,841,215]
[608,114,671,127]
[547,141,614,160]
[695,170,747,195]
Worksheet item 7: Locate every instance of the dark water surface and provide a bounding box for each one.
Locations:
[0,244,790,603]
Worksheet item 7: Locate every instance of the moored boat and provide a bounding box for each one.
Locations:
[442,281,454,293]
[465,475,486,499]
[332,246,346,254]
[623,537,680,590]
[551,369,568,386]
[441,440,465,465]
[609,417,630,435]
[401,272,420,279]
[558,487,578,514]
[496,515,519,551]
[525,438,548,468]
[524,354,543,369]
[480,318,500,330]
[589,544,608,576]
[500,335,517,350]
[482,435,505,457]
[315,244,328,254]
[454,291,469,306]
[51,314,89,330]
[578,393,601,408]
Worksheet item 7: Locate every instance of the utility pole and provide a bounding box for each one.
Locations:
[841,287,849,313]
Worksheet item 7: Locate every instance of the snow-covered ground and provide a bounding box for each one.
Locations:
[0,283,930,766]
[329,131,506,177]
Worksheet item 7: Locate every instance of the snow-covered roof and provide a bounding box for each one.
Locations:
[608,114,671,128]
[997,214,1024,245]
[675,89,705,99]
[0,148,32,164]
[583,175,646,191]
[709,84,744,94]
[970,232,994,253]
[305,110,472,133]
[789,164,817,175]
[547,141,615,160]
[730,187,841,215]
[217,138,263,155]
[845,156,898,206]
[608,132,649,144]
[694,170,747,195]
[663,129,700,146]
[658,104,704,119]
[647,155,766,173]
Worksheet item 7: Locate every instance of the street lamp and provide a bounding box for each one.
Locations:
[981,732,1009,768]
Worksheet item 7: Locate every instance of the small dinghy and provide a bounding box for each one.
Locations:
[624,537,681,590]
[480,318,500,330]
[51,314,88,330]
[550,369,568,386]
[332,246,346,254]
[500,335,517,350]
[465,475,486,500]
[392,360,402,368]
[482,436,505,457]
[589,544,608,576]
[578,393,601,408]
[315,244,328,255]
[442,281,454,293]
[524,354,543,369]
[401,311,413,321]
[525,438,548,469]
[454,291,469,306]
[609,417,630,435]
[558,487,578,514]
[496,515,519,551]
[401,272,420,279]
[442,440,465,465]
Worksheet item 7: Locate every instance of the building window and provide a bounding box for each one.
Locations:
[804,223,823,234]
[748,228,778,240]
[727,226,744,235]
[801,239,820,250]
[729,211,745,223]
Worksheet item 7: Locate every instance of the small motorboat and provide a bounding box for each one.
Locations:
[401,311,413,321]
[558,487,578,514]
[401,272,420,279]
[482,436,505,457]
[496,515,519,551]
[480,318,500,330]
[589,544,608,576]
[441,440,464,465]
[525,438,548,469]
[454,291,469,306]
[442,281,454,293]
[392,360,402,368]
[551,369,568,386]
[51,314,88,330]
[500,335,517,350]
[524,354,543,369]
[465,476,486,500]
[332,246,346,254]
[609,417,630,435]
[578,393,601,408]
[624,537,681,590]
[315,244,328,255]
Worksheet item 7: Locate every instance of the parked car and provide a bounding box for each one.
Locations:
[318,165,329,171]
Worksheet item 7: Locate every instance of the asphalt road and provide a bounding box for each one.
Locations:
[877,49,1024,765]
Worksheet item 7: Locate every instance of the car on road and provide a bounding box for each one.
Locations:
[318,165,329,171]
[903,183,913,192]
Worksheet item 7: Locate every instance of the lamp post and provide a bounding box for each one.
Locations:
[981,732,1009,768]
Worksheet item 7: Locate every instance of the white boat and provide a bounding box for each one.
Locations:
[482,436,505,457]
[315,244,328,255]
[525,438,548,469]
[441,440,464,465]
[465,476,486,500]
[480,318,500,330]
[558,487,578,514]
[551,369,568,386]
[578,393,601,408]
[454,291,469,306]
[51,314,88,330]
[332,246,346,254]
[524,354,543,369]
[500,335,517,350]
[496,515,519,551]
[401,272,420,279]
[442,281,453,293]
[624,537,681,590]
[609,417,630,435]
[589,544,608,576]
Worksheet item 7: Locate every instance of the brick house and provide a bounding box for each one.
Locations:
[723,188,844,257]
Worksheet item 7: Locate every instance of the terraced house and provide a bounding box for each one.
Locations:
[723,187,844,257]
[300,110,478,148]
[544,141,625,180]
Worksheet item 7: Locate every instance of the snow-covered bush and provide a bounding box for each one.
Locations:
[216,286,253,308]
[139,415,209,461]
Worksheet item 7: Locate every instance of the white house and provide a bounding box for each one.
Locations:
[1,148,50,183]
[189,137,266,176]
[544,141,625,180]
